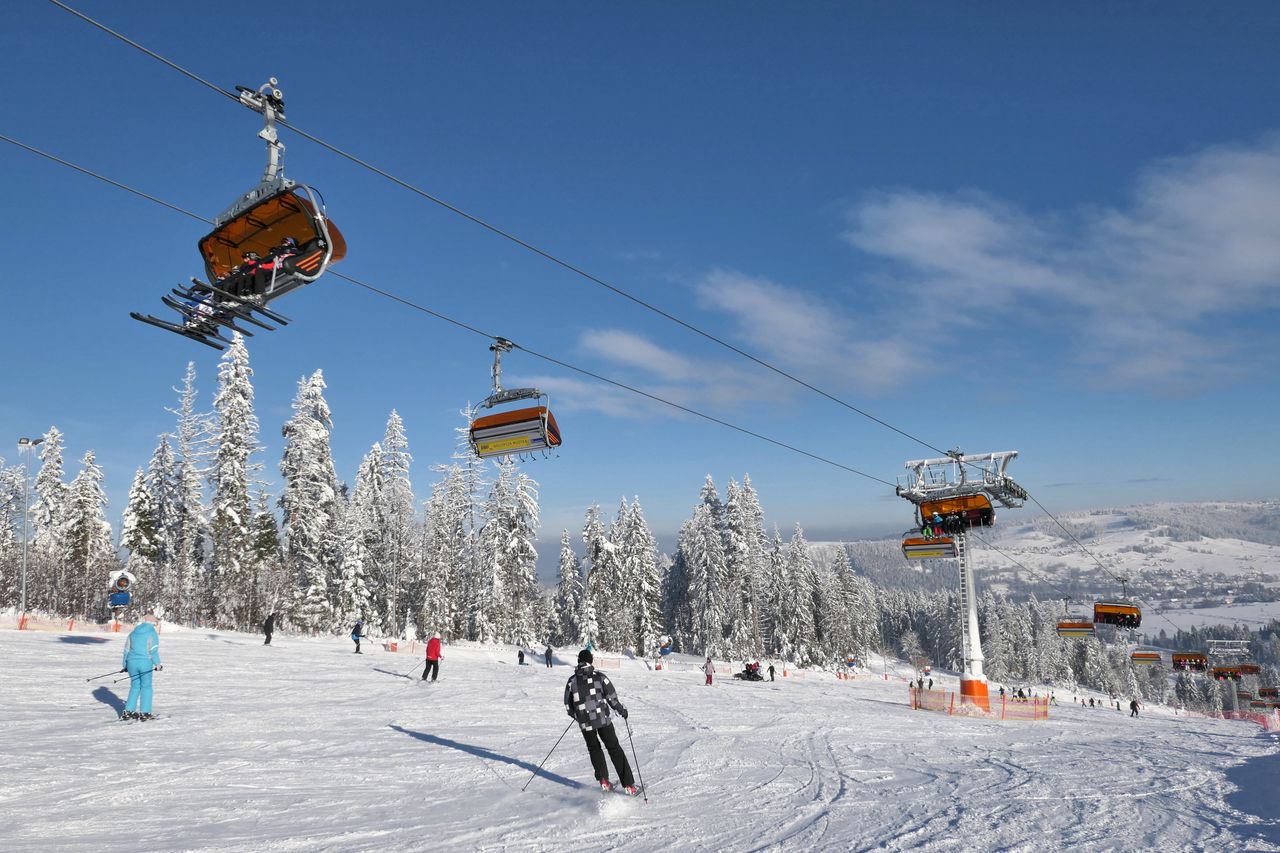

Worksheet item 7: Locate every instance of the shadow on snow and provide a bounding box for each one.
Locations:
[92,685,125,715]
[59,636,110,644]
[389,725,584,790]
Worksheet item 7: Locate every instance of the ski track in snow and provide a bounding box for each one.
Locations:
[2,628,1279,852]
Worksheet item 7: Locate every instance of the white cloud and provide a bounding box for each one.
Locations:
[843,134,1280,389]
[695,269,925,392]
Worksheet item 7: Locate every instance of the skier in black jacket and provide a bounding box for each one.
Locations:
[263,612,275,645]
[564,649,637,795]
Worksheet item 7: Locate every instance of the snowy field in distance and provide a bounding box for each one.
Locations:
[3,627,1280,852]
[1152,601,1280,632]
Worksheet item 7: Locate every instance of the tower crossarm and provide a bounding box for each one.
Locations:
[896,450,1027,508]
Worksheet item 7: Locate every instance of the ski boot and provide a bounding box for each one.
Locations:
[623,785,639,796]
[599,780,613,793]
[138,713,156,722]
[119,711,136,721]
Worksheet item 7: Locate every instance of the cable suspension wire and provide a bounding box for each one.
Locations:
[43,0,946,459]
[32,1,1154,596]
[0,132,895,489]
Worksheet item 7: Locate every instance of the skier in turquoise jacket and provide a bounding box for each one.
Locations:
[121,617,162,721]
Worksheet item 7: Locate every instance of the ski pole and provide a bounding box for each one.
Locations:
[87,668,126,682]
[403,659,426,678]
[112,667,161,684]
[522,719,576,792]
[624,717,649,803]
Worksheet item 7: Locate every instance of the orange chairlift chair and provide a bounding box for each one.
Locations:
[468,339,562,460]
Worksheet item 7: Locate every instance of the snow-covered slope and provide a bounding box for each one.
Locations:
[3,627,1279,851]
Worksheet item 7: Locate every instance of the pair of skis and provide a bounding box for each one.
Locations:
[131,278,291,350]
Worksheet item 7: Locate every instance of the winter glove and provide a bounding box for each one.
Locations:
[618,707,628,719]
[154,665,163,672]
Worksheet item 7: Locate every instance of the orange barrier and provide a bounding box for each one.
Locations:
[594,656,623,669]
[909,688,1049,721]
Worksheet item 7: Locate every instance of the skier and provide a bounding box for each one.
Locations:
[1089,697,1095,708]
[423,632,442,681]
[767,663,776,682]
[121,614,162,721]
[263,612,275,646]
[703,656,715,686]
[351,618,366,654]
[564,649,637,795]
[518,649,526,666]
[544,646,553,668]
[1129,699,1140,718]
[927,677,933,690]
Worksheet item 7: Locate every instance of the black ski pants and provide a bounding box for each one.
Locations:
[582,723,634,787]
[424,659,439,681]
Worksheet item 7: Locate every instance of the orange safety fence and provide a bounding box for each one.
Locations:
[5,613,140,633]
[909,688,1049,720]
[593,656,623,670]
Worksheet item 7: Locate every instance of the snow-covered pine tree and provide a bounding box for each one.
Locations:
[280,370,341,632]
[208,335,261,629]
[31,426,68,556]
[249,487,287,627]
[120,467,160,611]
[488,460,540,646]
[660,533,692,652]
[144,435,181,616]
[722,480,763,658]
[62,451,115,618]
[553,528,584,646]
[684,502,727,658]
[378,411,416,638]
[762,529,788,659]
[0,461,22,579]
[333,485,377,633]
[785,525,819,666]
[167,363,209,623]
[581,503,614,650]
[624,498,663,656]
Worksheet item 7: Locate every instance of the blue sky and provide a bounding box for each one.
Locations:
[2,1,1278,558]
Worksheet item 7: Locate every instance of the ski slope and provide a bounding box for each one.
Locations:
[2,627,1279,852]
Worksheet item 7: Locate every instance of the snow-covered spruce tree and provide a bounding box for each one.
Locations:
[167,363,209,624]
[660,536,692,652]
[347,443,386,635]
[333,487,377,633]
[553,528,584,646]
[250,487,287,626]
[824,547,856,661]
[622,498,663,656]
[599,498,633,649]
[722,480,764,658]
[280,370,341,633]
[581,503,614,650]
[762,529,789,659]
[784,525,819,666]
[0,462,22,596]
[684,502,728,658]
[208,335,261,629]
[144,435,181,616]
[31,426,68,555]
[120,467,160,611]
[377,411,416,638]
[485,459,540,646]
[62,451,115,618]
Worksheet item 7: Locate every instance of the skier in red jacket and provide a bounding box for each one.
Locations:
[423,632,443,681]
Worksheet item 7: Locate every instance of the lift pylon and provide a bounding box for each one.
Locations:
[897,449,1027,713]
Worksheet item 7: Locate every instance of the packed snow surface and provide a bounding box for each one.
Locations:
[3,627,1280,852]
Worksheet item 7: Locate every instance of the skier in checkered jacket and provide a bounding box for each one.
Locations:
[564,649,637,795]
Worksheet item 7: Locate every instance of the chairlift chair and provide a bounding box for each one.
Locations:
[468,339,562,459]
[1171,652,1208,672]
[131,78,344,350]
[900,532,957,560]
[1130,649,1161,666]
[1055,618,1095,638]
[1093,600,1142,629]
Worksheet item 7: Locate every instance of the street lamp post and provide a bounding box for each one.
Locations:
[17,437,44,616]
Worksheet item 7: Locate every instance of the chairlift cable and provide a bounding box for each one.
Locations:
[43,0,944,457]
[0,132,895,489]
[33,0,1154,594]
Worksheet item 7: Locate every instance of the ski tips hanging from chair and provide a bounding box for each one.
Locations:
[131,78,344,350]
[467,338,563,460]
